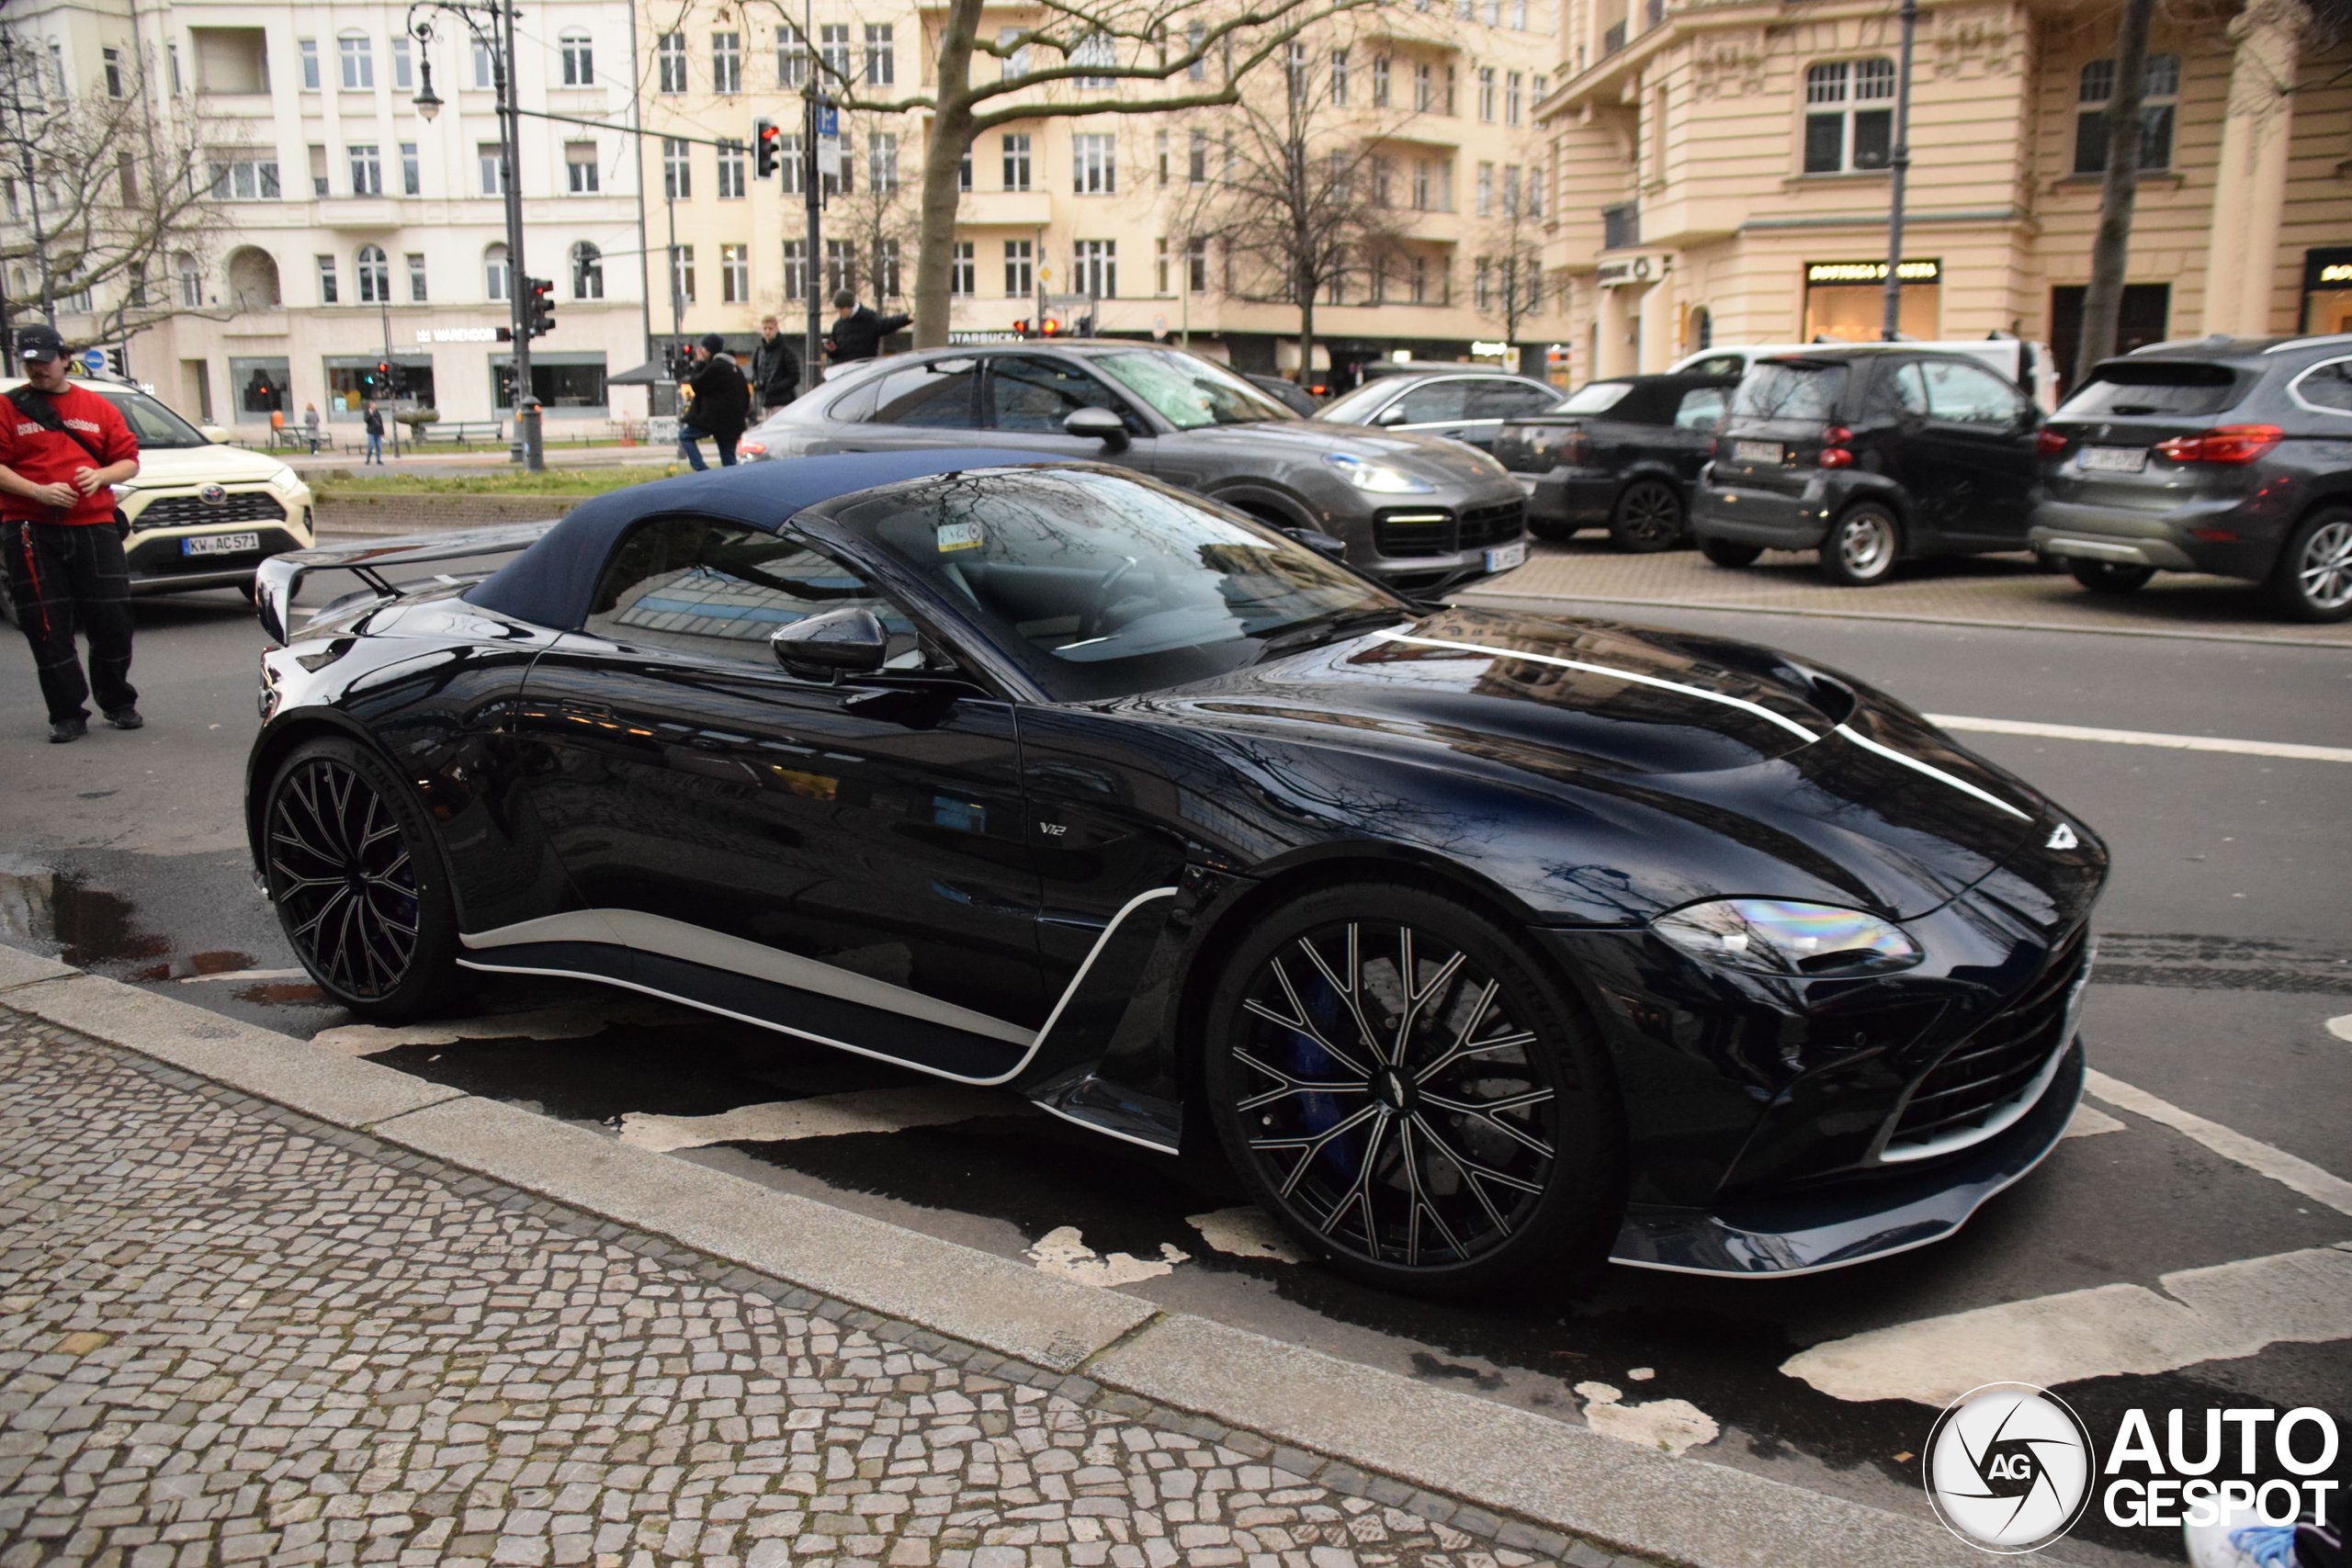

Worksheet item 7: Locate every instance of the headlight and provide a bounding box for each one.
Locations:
[267,464,303,491]
[110,482,136,499]
[1323,453,1436,493]
[1653,898,1922,977]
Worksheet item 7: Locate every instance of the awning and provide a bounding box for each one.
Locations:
[607,362,673,387]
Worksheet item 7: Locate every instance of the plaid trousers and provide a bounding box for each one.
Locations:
[6,520,138,725]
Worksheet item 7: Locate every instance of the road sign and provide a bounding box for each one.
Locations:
[81,349,107,374]
[1151,314,1167,340]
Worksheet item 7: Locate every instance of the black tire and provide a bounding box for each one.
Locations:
[1527,518,1580,542]
[1607,479,1684,553]
[1699,536,1762,569]
[263,735,461,1019]
[1818,501,1902,586]
[2263,506,2352,623]
[1203,881,1623,1300]
[238,577,259,603]
[2068,559,2154,595]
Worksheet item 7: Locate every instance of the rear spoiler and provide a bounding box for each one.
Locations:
[254,520,559,647]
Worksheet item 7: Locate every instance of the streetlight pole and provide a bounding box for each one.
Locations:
[1879,0,1917,341]
[801,0,825,389]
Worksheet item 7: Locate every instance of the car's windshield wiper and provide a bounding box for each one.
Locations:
[1252,606,1411,657]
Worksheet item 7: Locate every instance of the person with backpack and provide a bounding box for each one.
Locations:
[0,324,143,743]
[677,333,749,469]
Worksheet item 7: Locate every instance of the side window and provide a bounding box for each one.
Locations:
[868,357,979,427]
[1881,362,1930,420]
[1673,387,1728,432]
[1920,360,2024,426]
[1690,355,1745,378]
[1394,380,1474,423]
[583,515,922,670]
[987,355,1130,433]
[1466,380,1561,419]
[2292,357,2352,414]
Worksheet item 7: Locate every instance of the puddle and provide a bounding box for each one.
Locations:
[0,863,167,970]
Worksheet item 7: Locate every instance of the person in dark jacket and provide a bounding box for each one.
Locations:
[823,290,910,365]
[362,400,386,465]
[750,315,800,413]
[678,333,750,469]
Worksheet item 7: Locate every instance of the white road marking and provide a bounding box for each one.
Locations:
[1186,1206,1311,1263]
[1927,714,2352,765]
[310,1000,681,1056]
[1574,1381,1721,1455]
[1025,1225,1188,1288]
[175,968,309,985]
[2086,1069,2352,1217]
[2063,1103,2126,1140]
[616,1087,1015,1152]
[1625,1367,1656,1382]
[2327,1014,2352,1044]
[1781,1243,2352,1406]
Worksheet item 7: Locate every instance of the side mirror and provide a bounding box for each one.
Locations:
[1282,526,1350,562]
[770,605,888,681]
[1373,405,1409,426]
[199,423,230,443]
[1064,406,1130,451]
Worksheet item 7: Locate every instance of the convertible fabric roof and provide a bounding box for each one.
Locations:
[464,448,1045,631]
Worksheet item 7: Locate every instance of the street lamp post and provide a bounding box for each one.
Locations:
[409,0,543,470]
[1879,0,1918,342]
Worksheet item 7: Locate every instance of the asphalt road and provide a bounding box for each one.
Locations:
[3,562,2347,1566]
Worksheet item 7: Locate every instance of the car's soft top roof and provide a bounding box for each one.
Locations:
[464,447,1044,630]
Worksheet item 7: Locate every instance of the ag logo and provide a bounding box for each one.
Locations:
[1924,1382,2094,1553]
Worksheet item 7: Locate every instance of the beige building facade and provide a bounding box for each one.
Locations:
[1536,0,2352,386]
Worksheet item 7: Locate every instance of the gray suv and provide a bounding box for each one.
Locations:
[744,343,1530,592]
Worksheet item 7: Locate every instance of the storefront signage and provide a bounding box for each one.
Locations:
[947,331,1026,344]
[2301,248,2352,290]
[1596,254,1668,288]
[1471,341,1510,355]
[1806,259,1940,285]
[414,326,503,344]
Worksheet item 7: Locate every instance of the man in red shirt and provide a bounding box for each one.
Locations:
[1,324,142,742]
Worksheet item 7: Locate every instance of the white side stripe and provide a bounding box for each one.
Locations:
[1927,714,2352,765]
[2086,1068,2352,1217]
[1832,724,2030,820]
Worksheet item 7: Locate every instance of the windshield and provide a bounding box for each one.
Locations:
[2059,362,2242,419]
[1090,349,1295,428]
[1557,381,1634,414]
[40,385,209,449]
[823,468,1403,701]
[1316,381,1396,423]
[1733,363,1848,423]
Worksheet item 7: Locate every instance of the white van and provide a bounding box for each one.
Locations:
[1670,338,2060,411]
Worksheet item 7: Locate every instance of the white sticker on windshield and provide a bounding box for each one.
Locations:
[936,521,984,553]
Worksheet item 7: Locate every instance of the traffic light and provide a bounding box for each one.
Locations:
[1012,318,1028,337]
[375,360,390,387]
[1040,315,1062,337]
[526,276,555,338]
[754,118,782,178]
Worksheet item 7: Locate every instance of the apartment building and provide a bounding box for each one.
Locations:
[5,0,644,434]
[1537,0,2352,384]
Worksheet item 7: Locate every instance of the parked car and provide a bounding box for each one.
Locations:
[2030,334,2352,623]
[1313,368,1565,452]
[1674,337,2059,412]
[1690,347,2044,585]
[0,373,315,613]
[1246,373,1323,417]
[744,343,1530,592]
[248,452,2105,1292]
[1492,374,1739,550]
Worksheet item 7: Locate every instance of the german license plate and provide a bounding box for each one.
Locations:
[183,532,260,557]
[1484,540,1528,573]
[1733,440,1781,466]
[2080,446,2147,474]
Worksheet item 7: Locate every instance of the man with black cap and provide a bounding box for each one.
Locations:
[823,289,910,365]
[676,333,749,469]
[0,324,142,743]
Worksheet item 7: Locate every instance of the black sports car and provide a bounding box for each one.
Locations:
[248,451,2106,1294]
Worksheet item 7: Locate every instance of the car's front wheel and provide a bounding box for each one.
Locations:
[1699,536,1762,569]
[264,735,461,1019]
[1204,882,1623,1299]
[1608,479,1684,553]
[2068,559,2155,595]
[1819,502,1902,586]
[2265,506,2352,623]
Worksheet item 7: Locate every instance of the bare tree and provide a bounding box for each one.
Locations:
[1472,170,1551,360]
[827,116,925,310]
[750,0,1390,349]
[2075,0,2158,383]
[0,36,226,344]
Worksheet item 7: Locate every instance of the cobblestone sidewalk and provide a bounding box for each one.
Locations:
[0,1012,1626,1568]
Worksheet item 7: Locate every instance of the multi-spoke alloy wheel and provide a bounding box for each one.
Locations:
[1206,885,1621,1297]
[2268,508,2352,623]
[1608,480,1684,553]
[264,738,458,1016]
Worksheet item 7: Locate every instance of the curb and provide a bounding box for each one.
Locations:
[0,943,1991,1568]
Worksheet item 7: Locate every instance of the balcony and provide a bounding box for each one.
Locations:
[1601,202,1639,250]
[957,189,1055,226]
[318,197,400,230]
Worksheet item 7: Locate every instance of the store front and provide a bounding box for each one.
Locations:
[2303,249,2352,334]
[1803,259,1940,342]
[491,353,610,416]
[231,357,292,418]
[323,355,437,421]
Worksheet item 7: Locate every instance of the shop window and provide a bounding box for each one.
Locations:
[1803,260,1939,341]
[494,356,608,412]
[2073,55,2177,175]
[1803,59,1894,174]
[2304,250,2352,334]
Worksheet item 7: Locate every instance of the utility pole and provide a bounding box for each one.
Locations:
[1879,0,1918,341]
[803,0,826,391]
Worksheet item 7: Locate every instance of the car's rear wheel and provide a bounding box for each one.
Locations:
[1819,502,1901,586]
[264,736,460,1019]
[1699,536,1762,569]
[2265,507,2352,623]
[1528,518,1580,542]
[2068,559,2155,595]
[1608,479,1684,553]
[1204,882,1623,1299]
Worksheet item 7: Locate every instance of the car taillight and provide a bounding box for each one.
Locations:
[2036,429,2071,458]
[2153,424,2283,465]
[1818,425,1854,469]
[737,440,767,459]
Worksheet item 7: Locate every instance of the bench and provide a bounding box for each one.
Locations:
[404,420,508,445]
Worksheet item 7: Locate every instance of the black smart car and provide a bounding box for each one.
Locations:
[1491,374,1739,550]
[1690,347,2043,585]
[2031,334,2352,623]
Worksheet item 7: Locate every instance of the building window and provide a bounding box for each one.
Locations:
[825,240,854,297]
[777,28,807,87]
[1187,238,1207,294]
[567,142,600,194]
[485,244,510,300]
[1331,48,1350,106]
[1477,66,1496,120]
[1074,240,1116,299]
[1507,70,1523,124]
[472,42,494,89]
[316,254,339,304]
[406,252,427,301]
[167,40,182,95]
[1411,161,1431,210]
[824,130,854,195]
[176,253,202,307]
[400,142,420,196]
[820,25,850,82]
[209,152,281,201]
[999,27,1032,79]
[1444,64,1458,114]
[712,31,741,94]
[1373,55,1390,107]
[1001,133,1033,191]
[571,242,603,299]
[475,141,508,196]
[950,241,975,297]
[1186,20,1205,80]
[299,39,320,90]
[1513,0,1529,24]
[1415,61,1433,111]
[1073,133,1115,194]
[1371,156,1392,206]
[783,240,807,301]
[348,143,382,197]
[1156,236,1170,294]
[722,243,750,303]
[875,239,901,298]
[662,138,691,199]
[1804,59,1895,174]
[338,33,372,90]
[1005,239,1033,296]
[1476,161,1493,216]
[309,144,329,196]
[1188,130,1208,185]
[717,140,746,197]
[102,47,124,97]
[1475,256,1493,311]
[1156,130,1170,186]
[778,133,804,195]
[869,131,898,193]
[1073,32,1114,89]
[356,245,390,303]
[960,145,974,191]
[560,30,593,85]
[865,24,894,85]
[2075,54,2178,175]
[1286,42,1309,103]
[656,32,686,94]
[672,244,695,305]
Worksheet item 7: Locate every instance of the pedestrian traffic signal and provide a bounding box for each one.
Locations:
[525,276,556,338]
[754,118,782,178]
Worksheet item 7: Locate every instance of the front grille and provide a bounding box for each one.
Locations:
[1887,925,2087,1151]
[1459,501,1525,548]
[1373,501,1526,558]
[133,491,287,530]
